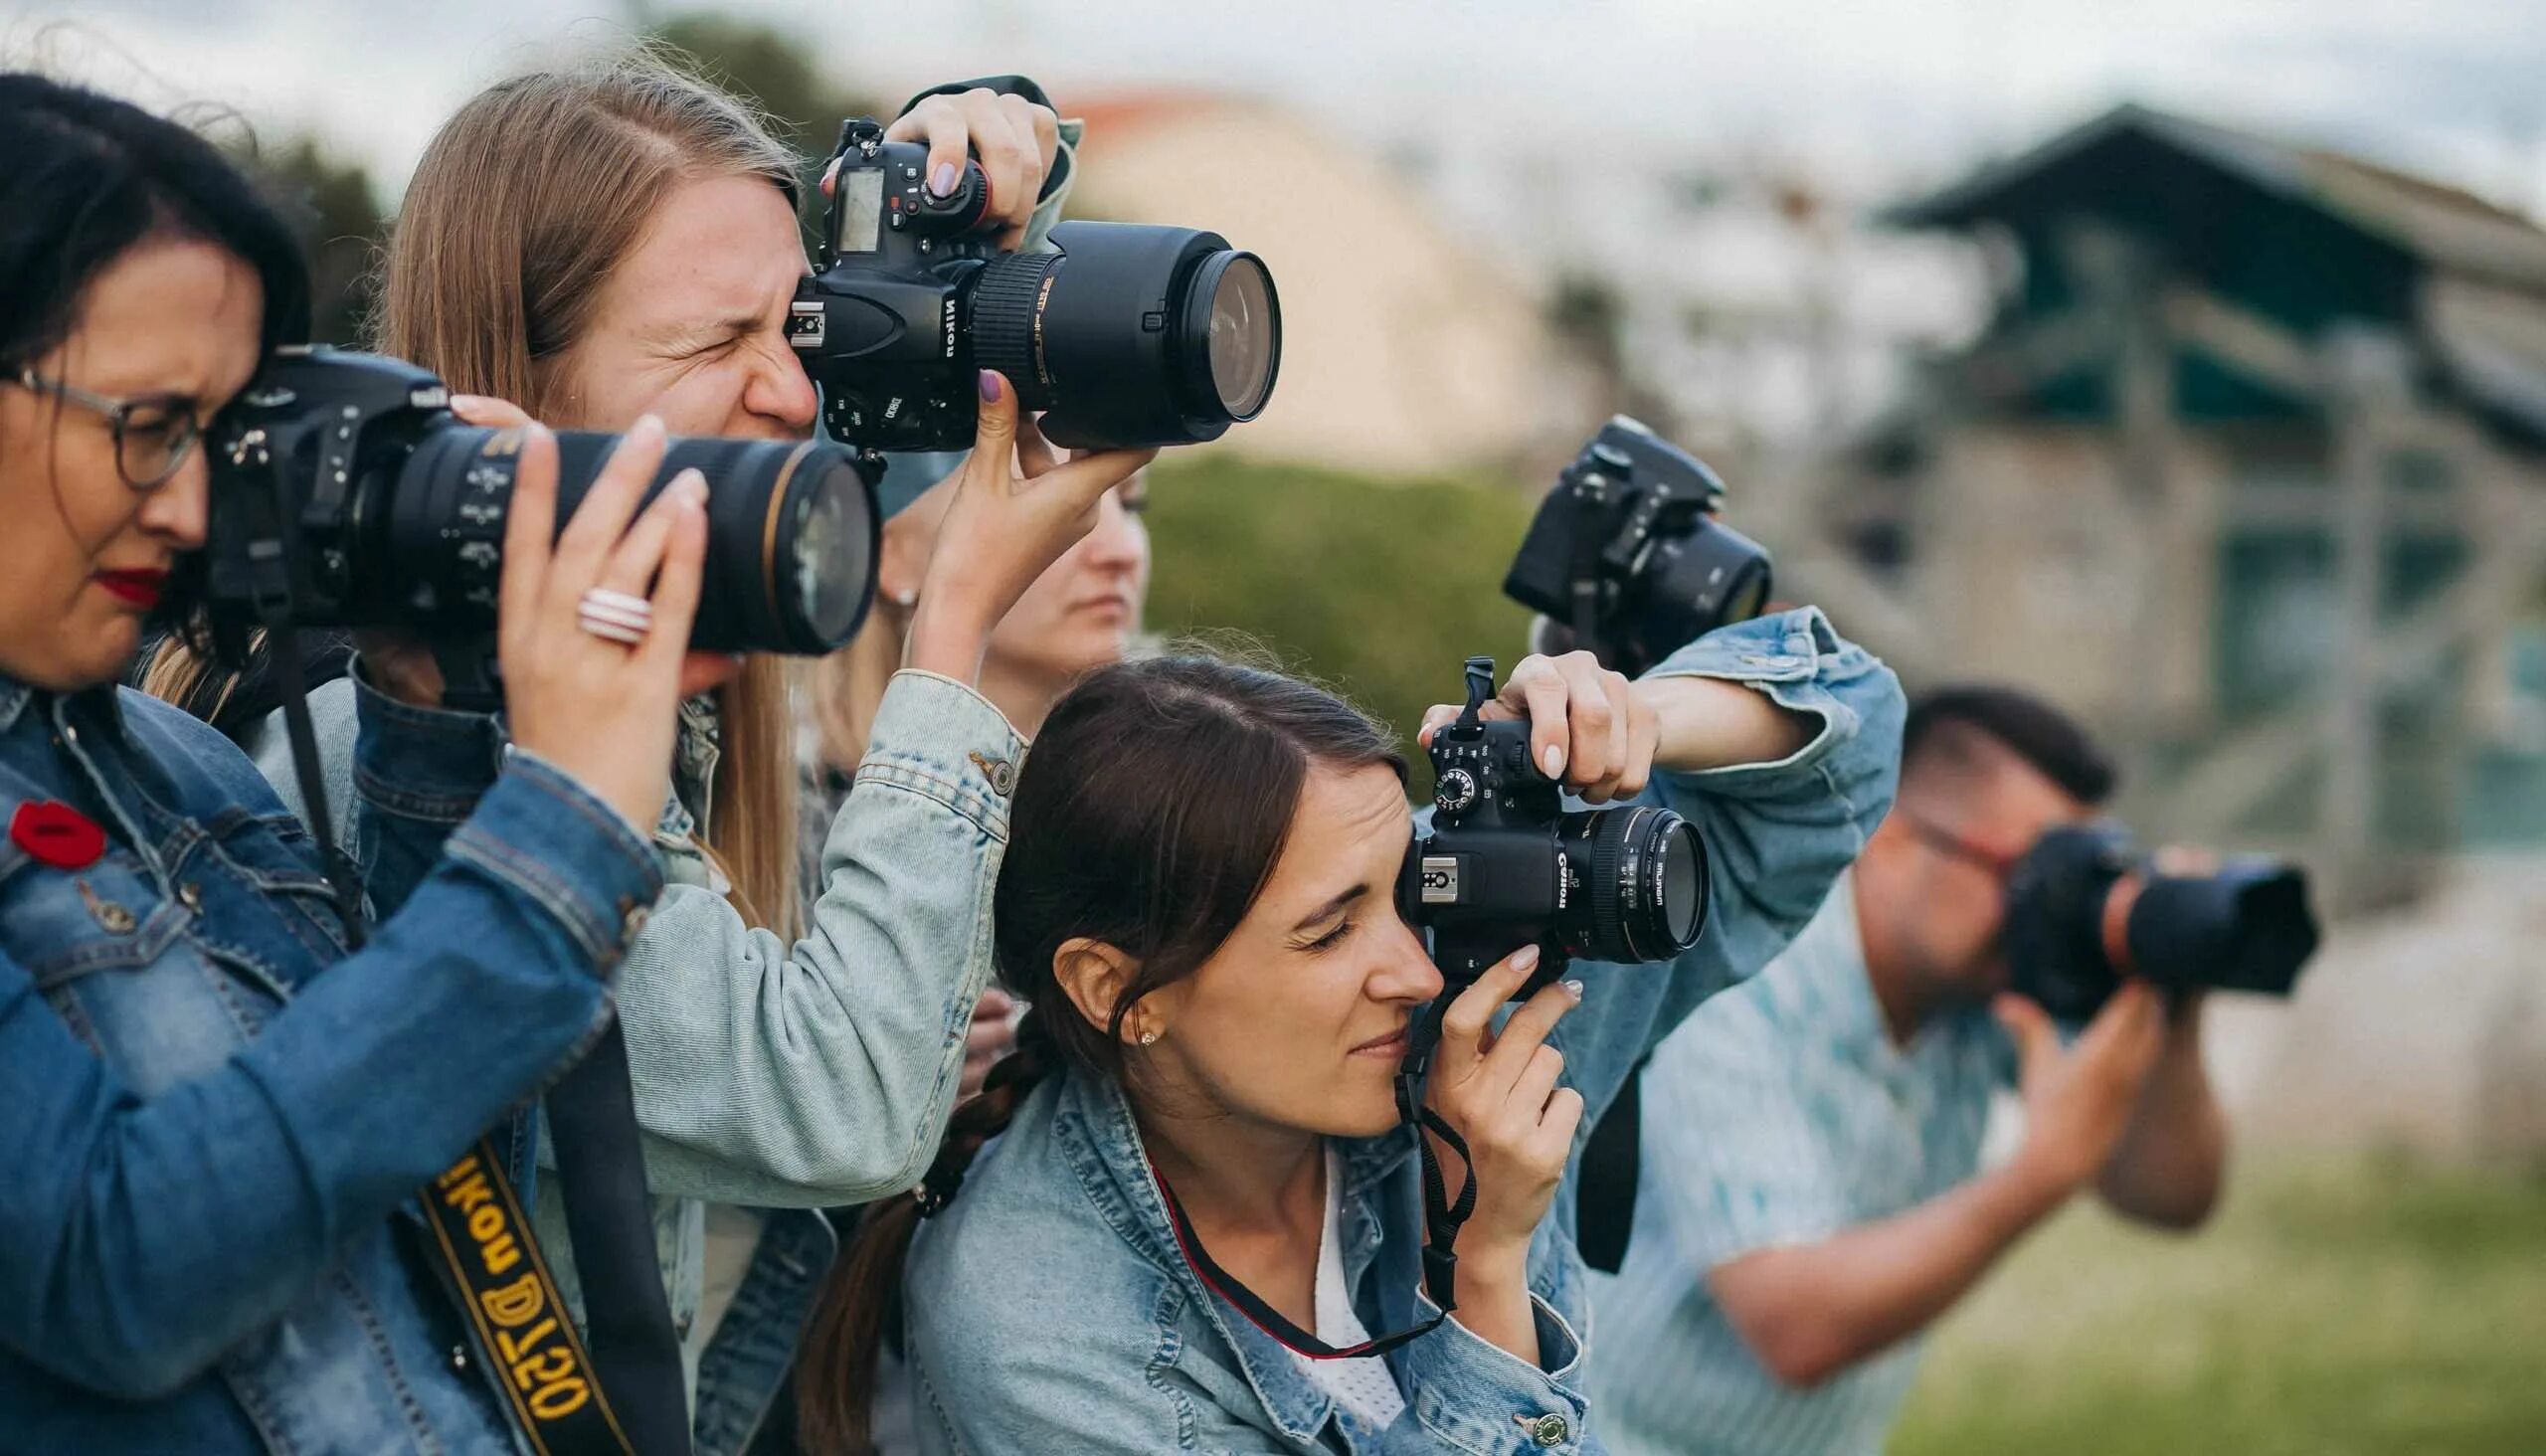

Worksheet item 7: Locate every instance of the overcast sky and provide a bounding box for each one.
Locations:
[15,0,2546,211]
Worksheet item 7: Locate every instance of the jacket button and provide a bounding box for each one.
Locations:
[1521,1411,1570,1447]
[970,752,1017,797]
[178,882,203,913]
[450,1345,469,1371]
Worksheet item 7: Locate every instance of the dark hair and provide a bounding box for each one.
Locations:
[1,73,312,656]
[1902,683,2117,807]
[0,73,309,373]
[795,653,1403,1455]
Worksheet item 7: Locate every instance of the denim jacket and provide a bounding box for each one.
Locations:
[0,669,663,1455]
[263,667,1023,1451]
[899,610,1904,1454]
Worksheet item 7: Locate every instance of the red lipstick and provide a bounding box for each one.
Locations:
[93,569,167,611]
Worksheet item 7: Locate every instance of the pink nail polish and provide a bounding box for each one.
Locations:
[978,370,1000,403]
[931,161,959,197]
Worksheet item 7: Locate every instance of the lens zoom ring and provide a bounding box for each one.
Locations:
[1589,809,1637,960]
[970,252,1065,401]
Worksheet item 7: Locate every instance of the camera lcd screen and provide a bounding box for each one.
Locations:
[833,168,885,255]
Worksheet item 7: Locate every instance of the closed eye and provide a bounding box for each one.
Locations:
[1294,916,1354,955]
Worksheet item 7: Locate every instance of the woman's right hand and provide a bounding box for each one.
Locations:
[1424,945,1586,1257]
[904,371,1156,684]
[497,415,709,833]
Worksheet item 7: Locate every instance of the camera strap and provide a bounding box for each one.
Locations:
[239,484,680,1455]
[1150,997,1477,1361]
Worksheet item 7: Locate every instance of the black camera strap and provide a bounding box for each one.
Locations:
[241,474,678,1456]
[1572,1054,1647,1274]
[1151,997,1477,1361]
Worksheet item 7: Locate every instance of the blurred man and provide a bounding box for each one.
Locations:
[1584,685,2226,1456]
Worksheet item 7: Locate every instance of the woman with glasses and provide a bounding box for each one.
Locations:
[0,73,717,1453]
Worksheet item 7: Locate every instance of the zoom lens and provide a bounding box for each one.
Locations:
[1562,806,1710,964]
[378,426,878,654]
[968,220,1282,450]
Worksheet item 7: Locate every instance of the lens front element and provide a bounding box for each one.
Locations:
[1196,253,1279,419]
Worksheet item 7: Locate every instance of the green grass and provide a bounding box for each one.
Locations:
[1894,1155,2546,1456]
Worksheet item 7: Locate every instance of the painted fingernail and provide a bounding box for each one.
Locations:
[1513,944,1542,971]
[1561,979,1586,1001]
[931,161,959,197]
[978,370,1000,402]
[1541,743,1566,778]
[636,413,665,441]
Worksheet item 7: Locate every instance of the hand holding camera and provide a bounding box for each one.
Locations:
[497,416,709,833]
[1419,650,1660,805]
[904,371,1157,684]
[866,86,1061,252]
[1995,982,2169,1203]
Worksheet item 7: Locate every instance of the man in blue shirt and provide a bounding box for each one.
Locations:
[1586,686,2227,1456]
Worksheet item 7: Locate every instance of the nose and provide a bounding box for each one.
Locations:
[1081,486,1148,571]
[1367,915,1445,1005]
[136,446,211,551]
[744,338,819,434]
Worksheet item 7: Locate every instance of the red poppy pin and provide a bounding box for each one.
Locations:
[10,801,106,870]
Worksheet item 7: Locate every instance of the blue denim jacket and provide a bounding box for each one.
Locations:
[900,610,1904,1454]
[0,669,664,1454]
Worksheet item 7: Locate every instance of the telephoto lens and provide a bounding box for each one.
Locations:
[393,429,877,653]
[205,347,880,658]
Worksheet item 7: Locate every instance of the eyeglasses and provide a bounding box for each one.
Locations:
[1899,814,2024,883]
[7,367,204,488]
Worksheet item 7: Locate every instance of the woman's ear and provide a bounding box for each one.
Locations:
[1051,936,1153,1046]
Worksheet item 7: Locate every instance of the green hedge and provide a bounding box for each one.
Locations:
[1144,453,1542,764]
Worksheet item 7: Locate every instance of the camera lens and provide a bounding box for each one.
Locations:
[1565,806,1710,964]
[382,426,877,654]
[968,220,1282,451]
[1189,252,1279,419]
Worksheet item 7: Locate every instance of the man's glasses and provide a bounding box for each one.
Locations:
[7,367,204,488]
[1899,814,2024,883]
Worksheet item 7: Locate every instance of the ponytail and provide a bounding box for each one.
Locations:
[794,1012,1056,1455]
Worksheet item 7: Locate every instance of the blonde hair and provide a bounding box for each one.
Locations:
[139,51,810,938]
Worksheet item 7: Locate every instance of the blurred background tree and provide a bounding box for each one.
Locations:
[233,135,386,345]
[647,12,880,193]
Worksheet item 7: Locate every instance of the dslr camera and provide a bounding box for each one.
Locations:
[1398,656,1711,998]
[789,117,1282,454]
[1505,417,1774,676]
[2005,822,2322,1020]
[205,347,879,702]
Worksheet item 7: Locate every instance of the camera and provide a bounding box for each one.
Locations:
[1504,417,1774,676]
[788,117,1282,454]
[2004,822,2322,1021]
[1397,656,1711,998]
[205,347,878,694]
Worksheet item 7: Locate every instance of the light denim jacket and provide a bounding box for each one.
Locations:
[0,670,663,1455]
[900,609,1905,1455]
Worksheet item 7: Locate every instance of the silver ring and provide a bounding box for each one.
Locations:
[578,587,652,645]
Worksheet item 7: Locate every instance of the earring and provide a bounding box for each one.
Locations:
[1139,1028,1160,1046]
[891,587,917,608]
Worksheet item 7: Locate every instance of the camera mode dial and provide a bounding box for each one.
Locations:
[1436,768,1479,816]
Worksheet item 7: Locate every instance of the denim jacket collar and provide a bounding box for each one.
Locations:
[0,675,127,743]
[1052,1066,1420,1444]
[0,677,29,736]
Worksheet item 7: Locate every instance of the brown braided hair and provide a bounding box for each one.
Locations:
[794,654,1401,1454]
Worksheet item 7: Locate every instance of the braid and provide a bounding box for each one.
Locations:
[794,1007,1055,1455]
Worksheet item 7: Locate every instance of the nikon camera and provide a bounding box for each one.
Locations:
[789,118,1281,454]
[1397,657,1711,997]
[1505,417,1773,676]
[204,348,879,696]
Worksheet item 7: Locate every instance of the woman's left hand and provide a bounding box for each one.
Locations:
[818,90,1059,253]
[1418,650,1659,805]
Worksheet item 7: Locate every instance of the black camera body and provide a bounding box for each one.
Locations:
[205,347,878,701]
[1505,417,1773,676]
[2004,821,2322,1021]
[789,118,1281,454]
[1397,657,1711,998]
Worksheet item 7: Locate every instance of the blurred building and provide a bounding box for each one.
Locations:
[1771,103,2546,893]
[1065,91,1577,476]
